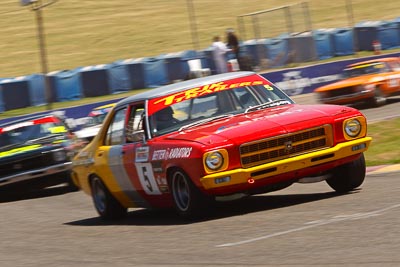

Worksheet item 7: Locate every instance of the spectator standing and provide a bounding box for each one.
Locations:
[226,28,253,71]
[211,35,231,74]
[226,28,240,60]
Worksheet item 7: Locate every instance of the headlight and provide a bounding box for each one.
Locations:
[343,117,365,139]
[206,152,223,170]
[53,149,67,162]
[203,149,228,173]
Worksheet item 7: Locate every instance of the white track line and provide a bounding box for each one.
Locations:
[216,203,400,248]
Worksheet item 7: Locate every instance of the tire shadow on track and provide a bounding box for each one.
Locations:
[64,189,361,227]
[0,184,75,203]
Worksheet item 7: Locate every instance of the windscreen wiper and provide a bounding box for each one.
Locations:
[179,114,232,132]
[245,99,291,113]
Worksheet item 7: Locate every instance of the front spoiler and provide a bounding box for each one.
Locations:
[200,137,371,190]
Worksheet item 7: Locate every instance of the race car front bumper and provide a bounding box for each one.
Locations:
[200,137,371,192]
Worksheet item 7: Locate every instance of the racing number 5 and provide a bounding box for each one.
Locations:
[135,162,161,195]
[142,166,153,192]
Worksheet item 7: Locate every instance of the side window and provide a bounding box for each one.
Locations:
[105,108,126,146]
[126,106,145,143]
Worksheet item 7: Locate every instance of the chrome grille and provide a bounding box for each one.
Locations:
[240,125,332,168]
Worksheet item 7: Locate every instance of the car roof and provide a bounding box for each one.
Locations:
[116,71,255,107]
[347,57,399,68]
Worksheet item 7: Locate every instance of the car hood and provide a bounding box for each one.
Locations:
[165,104,355,146]
[316,75,383,91]
[0,142,64,161]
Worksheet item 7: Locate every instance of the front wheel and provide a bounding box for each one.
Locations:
[170,169,212,219]
[90,176,127,220]
[326,153,366,193]
[370,87,386,107]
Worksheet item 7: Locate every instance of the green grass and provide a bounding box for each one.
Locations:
[365,118,400,166]
[1,0,399,78]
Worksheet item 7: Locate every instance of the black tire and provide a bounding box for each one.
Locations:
[170,169,212,219]
[371,87,386,107]
[326,153,366,193]
[90,176,127,220]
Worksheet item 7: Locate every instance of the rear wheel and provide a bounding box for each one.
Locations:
[170,169,212,218]
[326,153,366,193]
[91,176,127,220]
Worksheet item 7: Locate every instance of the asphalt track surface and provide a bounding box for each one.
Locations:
[1,94,399,267]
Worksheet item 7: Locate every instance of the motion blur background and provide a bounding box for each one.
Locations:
[1,0,399,78]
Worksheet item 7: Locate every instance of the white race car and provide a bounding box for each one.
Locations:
[74,103,115,142]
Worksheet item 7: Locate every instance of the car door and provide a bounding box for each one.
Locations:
[95,106,147,208]
[122,103,171,208]
[93,107,130,206]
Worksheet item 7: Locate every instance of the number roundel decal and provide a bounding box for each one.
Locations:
[135,162,161,195]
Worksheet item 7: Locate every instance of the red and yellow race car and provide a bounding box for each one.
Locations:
[314,57,400,107]
[72,71,371,220]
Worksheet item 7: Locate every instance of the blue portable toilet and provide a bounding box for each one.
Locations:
[196,50,212,70]
[241,39,268,66]
[285,32,318,63]
[0,76,31,111]
[201,47,217,74]
[354,21,382,51]
[48,69,82,102]
[79,64,110,97]
[265,36,289,67]
[378,21,400,50]
[162,50,198,82]
[26,74,46,106]
[107,61,132,94]
[395,17,400,38]
[124,57,168,89]
[123,58,146,89]
[144,57,169,87]
[313,29,335,60]
[0,81,5,113]
[332,28,355,56]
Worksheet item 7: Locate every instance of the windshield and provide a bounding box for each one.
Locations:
[84,105,114,127]
[0,121,67,148]
[342,62,388,78]
[149,82,293,137]
[85,113,108,127]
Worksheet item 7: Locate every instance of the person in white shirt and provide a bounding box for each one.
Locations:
[211,36,231,74]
